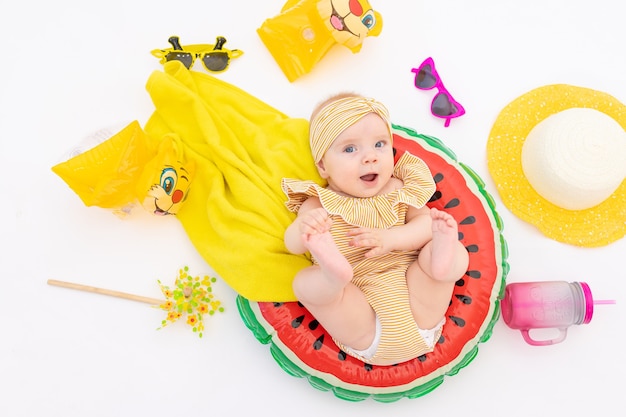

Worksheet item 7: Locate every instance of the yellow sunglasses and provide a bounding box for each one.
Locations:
[151,36,243,73]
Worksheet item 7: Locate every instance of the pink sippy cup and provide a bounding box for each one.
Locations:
[500,281,615,346]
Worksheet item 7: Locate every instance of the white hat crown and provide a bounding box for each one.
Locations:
[521,108,626,210]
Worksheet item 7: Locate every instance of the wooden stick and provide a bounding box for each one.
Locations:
[47,279,164,306]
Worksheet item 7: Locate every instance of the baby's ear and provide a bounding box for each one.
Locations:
[316,159,329,179]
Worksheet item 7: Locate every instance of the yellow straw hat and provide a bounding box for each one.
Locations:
[487,84,626,247]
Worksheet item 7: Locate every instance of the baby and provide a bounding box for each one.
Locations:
[282,93,469,366]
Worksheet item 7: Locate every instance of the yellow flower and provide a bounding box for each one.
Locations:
[160,301,173,311]
[167,311,181,322]
[187,315,198,326]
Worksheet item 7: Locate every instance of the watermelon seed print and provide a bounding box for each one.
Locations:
[449,316,466,327]
[444,198,460,208]
[292,315,304,328]
[429,191,443,203]
[455,294,472,304]
[466,270,481,278]
[460,216,476,225]
[313,334,325,350]
[465,244,479,253]
[308,319,320,331]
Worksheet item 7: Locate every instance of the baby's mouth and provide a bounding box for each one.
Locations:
[360,173,378,182]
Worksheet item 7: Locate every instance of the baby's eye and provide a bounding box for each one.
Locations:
[344,145,356,153]
[375,141,385,148]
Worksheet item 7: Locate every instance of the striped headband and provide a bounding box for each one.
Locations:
[309,96,392,163]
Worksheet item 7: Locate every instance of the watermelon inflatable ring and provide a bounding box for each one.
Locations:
[237,125,509,402]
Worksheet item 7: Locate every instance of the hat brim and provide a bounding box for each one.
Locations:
[487,84,626,247]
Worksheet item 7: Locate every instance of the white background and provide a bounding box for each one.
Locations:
[1,1,624,416]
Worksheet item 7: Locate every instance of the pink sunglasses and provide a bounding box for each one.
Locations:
[411,57,465,127]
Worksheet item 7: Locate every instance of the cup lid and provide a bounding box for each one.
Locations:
[579,282,594,324]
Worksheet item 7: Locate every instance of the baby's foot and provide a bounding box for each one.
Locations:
[429,207,464,281]
[304,232,353,285]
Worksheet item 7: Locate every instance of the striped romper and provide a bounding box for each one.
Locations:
[282,152,440,365]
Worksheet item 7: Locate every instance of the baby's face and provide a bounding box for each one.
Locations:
[317,113,395,198]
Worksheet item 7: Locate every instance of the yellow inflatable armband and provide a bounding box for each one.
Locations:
[52,121,195,217]
[257,0,383,82]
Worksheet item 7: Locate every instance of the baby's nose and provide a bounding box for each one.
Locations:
[363,150,378,163]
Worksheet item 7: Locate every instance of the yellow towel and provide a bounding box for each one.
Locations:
[144,61,323,301]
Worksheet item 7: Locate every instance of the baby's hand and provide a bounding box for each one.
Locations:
[300,207,332,236]
[347,227,391,258]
